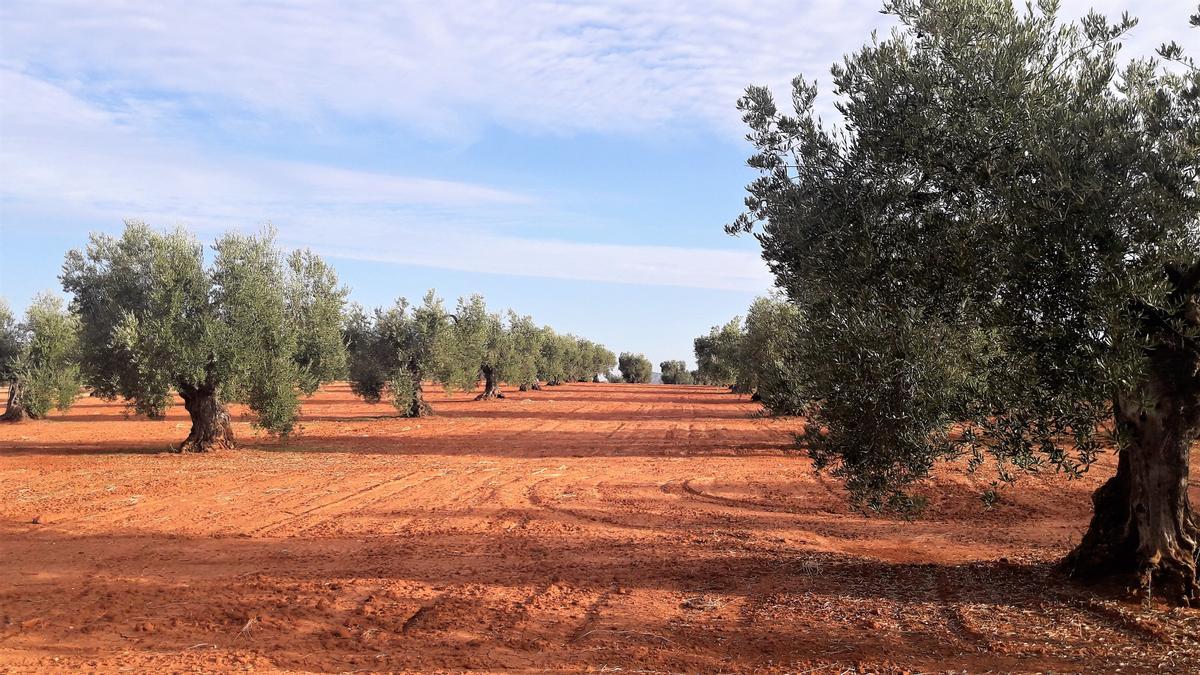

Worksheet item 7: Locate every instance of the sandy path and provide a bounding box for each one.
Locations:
[1,383,1198,672]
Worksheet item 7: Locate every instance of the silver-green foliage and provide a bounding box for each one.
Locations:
[347,291,450,415]
[618,352,652,384]
[741,296,805,414]
[693,318,744,387]
[61,221,348,434]
[729,0,1200,510]
[660,360,694,385]
[0,294,84,418]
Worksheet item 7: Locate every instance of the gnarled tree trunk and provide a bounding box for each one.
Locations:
[475,365,504,400]
[176,385,234,452]
[403,385,431,417]
[401,366,432,418]
[1,382,27,422]
[1064,264,1200,605]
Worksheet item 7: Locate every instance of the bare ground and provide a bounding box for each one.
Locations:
[1,382,1198,673]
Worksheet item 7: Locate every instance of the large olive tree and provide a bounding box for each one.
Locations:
[61,222,349,451]
[731,0,1200,601]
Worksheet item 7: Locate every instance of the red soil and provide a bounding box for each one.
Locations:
[1,382,1198,673]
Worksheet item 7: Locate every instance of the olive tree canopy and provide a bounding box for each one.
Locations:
[618,352,653,384]
[738,296,806,412]
[731,0,1200,601]
[660,360,694,385]
[693,318,745,388]
[61,222,349,451]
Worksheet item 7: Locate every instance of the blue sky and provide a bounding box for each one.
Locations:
[0,1,1189,368]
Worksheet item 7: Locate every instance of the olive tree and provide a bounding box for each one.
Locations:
[618,352,652,384]
[347,291,450,417]
[693,298,805,410]
[61,222,349,451]
[660,360,694,385]
[448,295,510,400]
[0,294,83,421]
[538,331,607,385]
[567,338,593,382]
[536,327,568,386]
[591,344,618,382]
[576,339,616,382]
[693,318,745,388]
[741,296,805,413]
[0,302,18,419]
[507,312,544,391]
[730,0,1200,600]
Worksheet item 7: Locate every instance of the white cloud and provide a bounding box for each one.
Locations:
[0,70,528,209]
[311,234,772,292]
[1,1,1187,295]
[0,1,895,137]
[1,1,1186,138]
[0,68,771,291]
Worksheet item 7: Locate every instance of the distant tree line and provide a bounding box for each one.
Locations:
[345,292,616,417]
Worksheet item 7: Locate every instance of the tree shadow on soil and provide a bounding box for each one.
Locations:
[0,430,800,457]
[1,525,1160,672]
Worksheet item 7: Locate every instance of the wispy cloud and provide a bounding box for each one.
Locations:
[0,70,529,210]
[0,68,771,291]
[2,1,1188,295]
[315,235,771,292]
[1,1,1182,138]
[0,1,897,137]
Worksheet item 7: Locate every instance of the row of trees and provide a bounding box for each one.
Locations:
[1,221,620,451]
[346,293,617,417]
[727,1,1200,600]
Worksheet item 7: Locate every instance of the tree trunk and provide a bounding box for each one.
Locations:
[402,370,432,418]
[1063,264,1200,605]
[519,383,529,392]
[474,365,504,400]
[1,382,27,422]
[176,386,234,452]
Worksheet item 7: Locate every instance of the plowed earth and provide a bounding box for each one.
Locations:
[1,383,1198,673]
